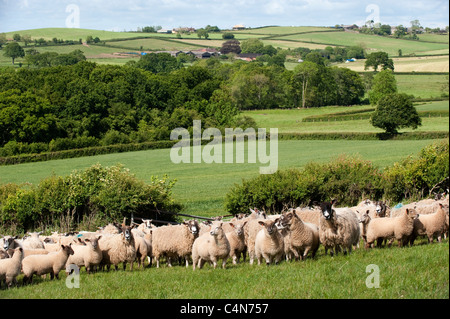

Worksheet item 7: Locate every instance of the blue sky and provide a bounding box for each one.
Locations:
[0,0,448,32]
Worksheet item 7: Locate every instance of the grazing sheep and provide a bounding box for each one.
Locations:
[365,208,418,249]
[225,221,247,264]
[98,223,137,271]
[23,249,49,258]
[22,244,74,284]
[151,220,199,268]
[0,247,24,288]
[410,203,448,245]
[280,211,319,260]
[192,222,230,270]
[254,219,284,265]
[315,200,361,256]
[66,236,103,274]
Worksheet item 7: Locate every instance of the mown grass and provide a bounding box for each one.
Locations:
[1,240,447,299]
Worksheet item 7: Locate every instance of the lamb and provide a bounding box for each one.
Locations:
[365,208,418,249]
[22,244,74,284]
[280,211,320,260]
[66,236,103,274]
[225,221,247,264]
[151,220,199,268]
[254,219,284,265]
[315,200,361,256]
[192,222,230,270]
[409,203,448,245]
[0,247,24,288]
[132,228,152,268]
[98,223,137,271]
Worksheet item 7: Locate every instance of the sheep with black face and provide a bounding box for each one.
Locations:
[315,200,360,256]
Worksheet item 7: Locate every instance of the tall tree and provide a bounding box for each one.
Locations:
[292,61,320,108]
[368,69,397,105]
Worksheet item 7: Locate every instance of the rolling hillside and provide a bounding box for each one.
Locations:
[2,26,448,71]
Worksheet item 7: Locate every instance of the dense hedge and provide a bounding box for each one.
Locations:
[225,140,449,215]
[0,164,182,234]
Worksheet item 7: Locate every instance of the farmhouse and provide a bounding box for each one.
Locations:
[236,53,262,61]
[233,24,246,31]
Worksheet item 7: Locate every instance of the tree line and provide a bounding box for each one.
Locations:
[0,51,369,155]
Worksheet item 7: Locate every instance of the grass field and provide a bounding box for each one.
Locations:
[273,31,449,56]
[333,55,450,73]
[0,239,447,299]
[2,26,448,71]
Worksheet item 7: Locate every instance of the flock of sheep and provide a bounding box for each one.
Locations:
[0,195,448,289]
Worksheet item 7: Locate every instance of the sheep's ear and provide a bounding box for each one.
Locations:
[439,203,443,208]
[97,235,102,240]
[229,223,235,228]
[331,199,338,206]
[365,210,370,215]
[258,221,265,226]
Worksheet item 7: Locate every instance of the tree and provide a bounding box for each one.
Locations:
[364,51,394,71]
[197,28,209,39]
[368,69,397,105]
[292,61,320,108]
[3,42,25,64]
[222,33,235,39]
[371,93,421,134]
[135,53,182,74]
[220,40,241,54]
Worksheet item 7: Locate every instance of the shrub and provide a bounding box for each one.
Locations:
[383,139,449,202]
[225,155,384,215]
[0,164,181,233]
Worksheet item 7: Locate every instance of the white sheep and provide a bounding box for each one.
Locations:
[132,228,152,268]
[0,247,24,288]
[225,221,247,264]
[151,220,199,268]
[66,236,103,274]
[22,244,74,284]
[242,208,267,265]
[365,208,418,249]
[315,200,361,256]
[98,223,137,271]
[254,219,284,265]
[192,222,230,270]
[410,203,448,245]
[22,232,45,250]
[280,211,320,260]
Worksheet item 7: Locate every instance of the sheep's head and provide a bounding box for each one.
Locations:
[85,236,101,249]
[278,212,295,230]
[62,244,75,256]
[375,201,387,217]
[230,221,247,236]
[314,200,337,221]
[184,220,199,236]
[3,236,18,250]
[358,210,371,225]
[258,219,279,235]
[405,208,419,220]
[250,208,267,219]
[115,223,136,242]
[209,222,223,236]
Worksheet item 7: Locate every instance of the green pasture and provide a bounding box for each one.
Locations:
[273,31,449,56]
[0,139,440,217]
[0,239,447,299]
[243,101,449,134]
[396,74,449,99]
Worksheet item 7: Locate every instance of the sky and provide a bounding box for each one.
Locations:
[0,0,448,33]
